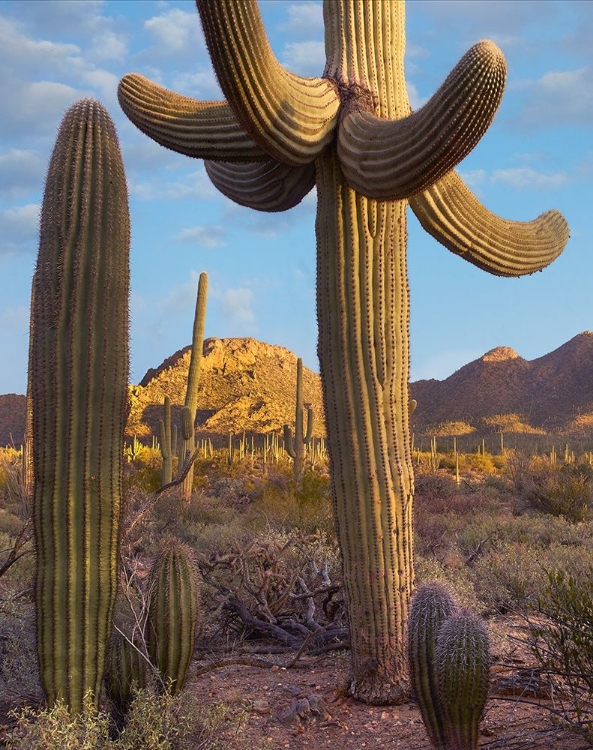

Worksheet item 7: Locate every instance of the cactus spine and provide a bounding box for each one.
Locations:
[436,612,490,750]
[30,99,129,712]
[408,583,458,750]
[119,0,569,703]
[283,357,313,484]
[181,272,208,500]
[146,542,200,694]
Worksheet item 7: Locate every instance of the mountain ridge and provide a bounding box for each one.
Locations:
[2,332,592,446]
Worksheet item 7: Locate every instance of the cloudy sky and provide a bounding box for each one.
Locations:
[0,0,591,395]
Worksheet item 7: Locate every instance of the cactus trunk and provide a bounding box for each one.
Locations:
[316,149,413,703]
[30,99,129,713]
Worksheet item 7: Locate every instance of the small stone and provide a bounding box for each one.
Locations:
[252,699,271,715]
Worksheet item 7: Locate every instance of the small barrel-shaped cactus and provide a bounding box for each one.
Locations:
[105,631,148,709]
[408,582,458,749]
[146,542,200,694]
[436,611,490,750]
[30,99,129,713]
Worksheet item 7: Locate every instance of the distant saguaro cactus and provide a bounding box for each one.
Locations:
[30,99,129,712]
[283,357,313,484]
[180,272,208,501]
[146,542,200,694]
[159,395,175,486]
[119,0,569,703]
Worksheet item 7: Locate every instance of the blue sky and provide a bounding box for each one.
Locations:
[0,0,591,395]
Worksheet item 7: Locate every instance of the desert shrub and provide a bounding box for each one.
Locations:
[0,600,41,709]
[522,463,593,522]
[472,541,593,614]
[5,688,249,749]
[523,568,593,739]
[414,556,479,611]
[458,452,498,475]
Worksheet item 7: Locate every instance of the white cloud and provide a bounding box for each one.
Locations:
[221,288,256,331]
[281,41,326,77]
[171,70,222,100]
[513,67,593,129]
[130,168,216,202]
[491,167,569,190]
[278,3,323,37]
[407,82,429,110]
[458,169,487,189]
[0,204,40,256]
[0,149,46,199]
[143,9,204,56]
[158,270,204,315]
[175,225,227,248]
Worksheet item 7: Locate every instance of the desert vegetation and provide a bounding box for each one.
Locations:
[3,435,593,746]
[0,0,582,747]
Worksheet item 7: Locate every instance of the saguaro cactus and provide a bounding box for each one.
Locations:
[159,395,175,486]
[118,0,569,703]
[30,99,129,712]
[436,611,491,750]
[284,357,314,484]
[408,582,458,749]
[146,542,200,694]
[105,631,148,710]
[181,272,208,501]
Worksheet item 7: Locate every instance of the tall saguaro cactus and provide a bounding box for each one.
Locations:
[284,357,314,484]
[30,99,129,712]
[180,272,208,501]
[119,0,569,703]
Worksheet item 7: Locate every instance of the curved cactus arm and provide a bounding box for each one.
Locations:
[410,170,570,277]
[338,40,506,200]
[205,158,315,213]
[196,0,340,166]
[283,424,296,459]
[303,407,314,445]
[118,74,266,162]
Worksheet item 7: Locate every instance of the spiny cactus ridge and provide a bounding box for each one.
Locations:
[159,395,174,486]
[118,0,569,703]
[146,541,200,694]
[30,98,129,713]
[283,357,313,484]
[436,611,491,750]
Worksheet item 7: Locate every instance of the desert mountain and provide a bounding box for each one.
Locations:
[128,337,325,441]
[411,331,593,436]
[2,332,593,447]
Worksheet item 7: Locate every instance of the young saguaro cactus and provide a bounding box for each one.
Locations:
[159,395,175,486]
[283,357,314,484]
[118,0,569,703]
[408,582,458,750]
[146,542,200,695]
[436,611,491,750]
[30,99,129,712]
[105,631,148,710]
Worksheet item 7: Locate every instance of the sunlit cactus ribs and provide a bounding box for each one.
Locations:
[146,541,200,694]
[284,357,314,484]
[118,0,569,704]
[30,99,130,712]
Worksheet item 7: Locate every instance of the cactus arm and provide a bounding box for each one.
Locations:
[410,170,569,276]
[338,41,506,200]
[304,407,314,445]
[196,0,339,166]
[31,99,129,712]
[205,158,315,213]
[283,424,296,459]
[118,74,266,162]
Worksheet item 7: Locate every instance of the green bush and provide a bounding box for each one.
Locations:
[525,568,593,739]
[521,463,593,522]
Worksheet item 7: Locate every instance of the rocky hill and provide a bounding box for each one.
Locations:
[412,331,593,436]
[2,332,593,446]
